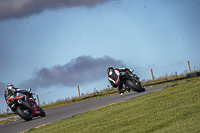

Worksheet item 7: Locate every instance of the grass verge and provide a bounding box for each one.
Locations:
[0,113,15,119]
[0,119,18,125]
[26,78,200,133]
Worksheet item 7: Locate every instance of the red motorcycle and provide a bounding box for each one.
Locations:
[4,88,46,121]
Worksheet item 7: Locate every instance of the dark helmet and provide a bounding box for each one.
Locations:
[107,67,114,74]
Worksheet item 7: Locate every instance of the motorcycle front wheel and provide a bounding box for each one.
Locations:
[16,105,32,121]
[126,80,145,93]
[38,106,46,117]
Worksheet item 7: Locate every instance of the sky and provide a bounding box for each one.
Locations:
[0,0,200,98]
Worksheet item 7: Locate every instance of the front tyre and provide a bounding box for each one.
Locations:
[136,82,145,92]
[126,80,145,93]
[16,105,32,121]
[38,106,46,117]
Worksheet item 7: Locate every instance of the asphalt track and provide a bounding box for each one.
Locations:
[0,84,177,133]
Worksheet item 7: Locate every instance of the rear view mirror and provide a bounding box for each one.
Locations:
[28,88,31,92]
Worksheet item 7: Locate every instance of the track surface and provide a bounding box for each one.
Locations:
[0,84,175,133]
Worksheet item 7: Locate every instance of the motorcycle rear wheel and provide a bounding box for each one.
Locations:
[16,105,32,121]
[126,80,145,92]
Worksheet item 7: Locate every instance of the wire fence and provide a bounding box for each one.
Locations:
[190,59,200,72]
[38,78,110,106]
[1,59,200,114]
[137,62,189,81]
[0,102,9,114]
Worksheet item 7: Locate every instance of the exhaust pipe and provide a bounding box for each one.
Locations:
[18,99,33,112]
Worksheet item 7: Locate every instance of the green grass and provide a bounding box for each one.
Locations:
[26,78,200,133]
[40,76,195,109]
[0,120,8,125]
[0,119,15,125]
[0,113,15,118]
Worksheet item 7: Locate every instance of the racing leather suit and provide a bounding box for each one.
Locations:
[4,88,30,103]
[108,68,129,93]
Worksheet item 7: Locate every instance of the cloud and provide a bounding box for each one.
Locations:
[0,0,117,20]
[19,55,124,89]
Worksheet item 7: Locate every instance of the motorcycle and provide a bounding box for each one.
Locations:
[120,70,145,93]
[4,88,46,121]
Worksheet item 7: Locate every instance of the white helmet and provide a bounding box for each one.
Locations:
[7,84,14,89]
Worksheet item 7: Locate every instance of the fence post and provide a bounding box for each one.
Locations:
[187,61,191,73]
[77,85,80,98]
[36,95,40,106]
[6,108,9,113]
[151,69,155,81]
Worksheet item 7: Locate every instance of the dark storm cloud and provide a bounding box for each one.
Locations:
[19,55,124,89]
[0,0,117,20]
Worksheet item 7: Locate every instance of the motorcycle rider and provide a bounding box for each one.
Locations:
[107,67,133,95]
[4,84,30,103]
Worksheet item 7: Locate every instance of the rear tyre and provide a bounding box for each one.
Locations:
[126,80,145,93]
[16,105,32,121]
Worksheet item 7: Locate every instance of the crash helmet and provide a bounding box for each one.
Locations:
[107,67,114,74]
[7,84,14,89]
